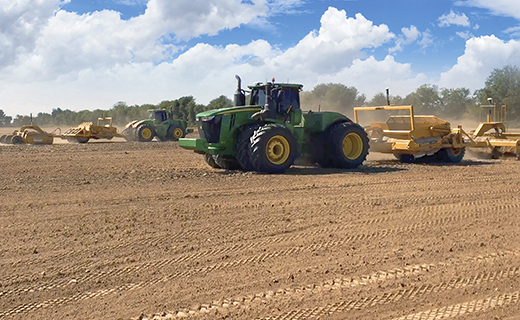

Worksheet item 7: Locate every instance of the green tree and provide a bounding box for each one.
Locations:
[479,65,520,122]
[367,92,404,106]
[403,84,441,114]
[301,83,365,116]
[0,110,12,126]
[206,95,233,110]
[439,87,474,119]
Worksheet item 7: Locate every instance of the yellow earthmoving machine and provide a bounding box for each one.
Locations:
[466,103,520,159]
[62,117,122,143]
[0,116,58,145]
[354,105,471,163]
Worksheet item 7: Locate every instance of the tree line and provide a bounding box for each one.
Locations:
[2,65,520,127]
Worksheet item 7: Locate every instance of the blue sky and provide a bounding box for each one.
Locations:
[1,0,520,117]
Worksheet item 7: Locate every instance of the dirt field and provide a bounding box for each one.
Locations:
[1,128,520,320]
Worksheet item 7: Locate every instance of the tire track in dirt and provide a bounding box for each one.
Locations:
[141,250,520,319]
[3,199,519,298]
[0,208,509,317]
[3,185,518,280]
[256,267,520,320]
[2,249,517,319]
[392,291,520,320]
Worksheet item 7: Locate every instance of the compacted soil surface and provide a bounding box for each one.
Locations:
[1,133,520,320]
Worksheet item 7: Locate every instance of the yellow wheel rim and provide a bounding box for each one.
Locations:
[342,132,364,160]
[266,135,291,165]
[173,128,184,139]
[141,128,152,140]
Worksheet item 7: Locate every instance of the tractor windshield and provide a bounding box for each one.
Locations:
[250,88,266,106]
[250,87,300,113]
[150,111,168,122]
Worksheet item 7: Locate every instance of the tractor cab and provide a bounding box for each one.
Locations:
[149,109,168,123]
[246,81,303,123]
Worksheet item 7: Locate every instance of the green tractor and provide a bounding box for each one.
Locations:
[122,109,191,142]
[179,76,369,173]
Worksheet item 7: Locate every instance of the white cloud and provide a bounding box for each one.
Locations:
[418,29,434,49]
[0,0,64,68]
[0,5,405,116]
[458,0,520,20]
[438,10,470,27]
[456,31,472,39]
[316,55,429,100]
[137,0,270,41]
[505,25,520,37]
[389,25,420,53]
[438,35,520,91]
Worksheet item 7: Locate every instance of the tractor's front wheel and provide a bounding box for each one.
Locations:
[442,148,465,163]
[204,154,220,168]
[0,135,7,144]
[321,122,369,169]
[135,124,155,142]
[236,125,259,171]
[250,124,297,173]
[76,137,89,143]
[214,155,240,170]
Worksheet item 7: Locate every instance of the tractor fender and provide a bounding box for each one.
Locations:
[126,119,152,129]
[323,117,354,132]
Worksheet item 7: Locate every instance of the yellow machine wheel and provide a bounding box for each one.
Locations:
[266,135,291,165]
[250,124,297,173]
[318,122,369,169]
[173,127,184,139]
[136,124,155,142]
[342,132,364,160]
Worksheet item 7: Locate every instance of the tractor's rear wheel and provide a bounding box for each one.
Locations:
[442,148,465,163]
[214,155,240,170]
[204,154,220,168]
[135,124,155,142]
[0,135,6,144]
[76,137,89,143]
[250,124,297,173]
[169,125,185,141]
[321,122,369,169]
[236,125,260,171]
[11,136,23,144]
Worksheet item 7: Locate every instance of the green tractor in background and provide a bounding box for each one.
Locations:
[179,75,369,173]
[122,109,191,142]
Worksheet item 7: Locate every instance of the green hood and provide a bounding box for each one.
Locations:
[196,105,262,118]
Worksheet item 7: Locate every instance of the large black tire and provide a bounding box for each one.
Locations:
[204,154,220,168]
[236,125,260,171]
[250,124,298,173]
[168,125,185,141]
[442,148,465,163]
[214,155,240,170]
[135,124,155,142]
[76,137,89,144]
[4,135,13,144]
[399,154,415,163]
[0,135,6,144]
[11,135,23,144]
[121,128,136,141]
[320,122,369,169]
[491,147,501,159]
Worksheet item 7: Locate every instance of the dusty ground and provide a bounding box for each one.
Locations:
[1,127,520,320]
